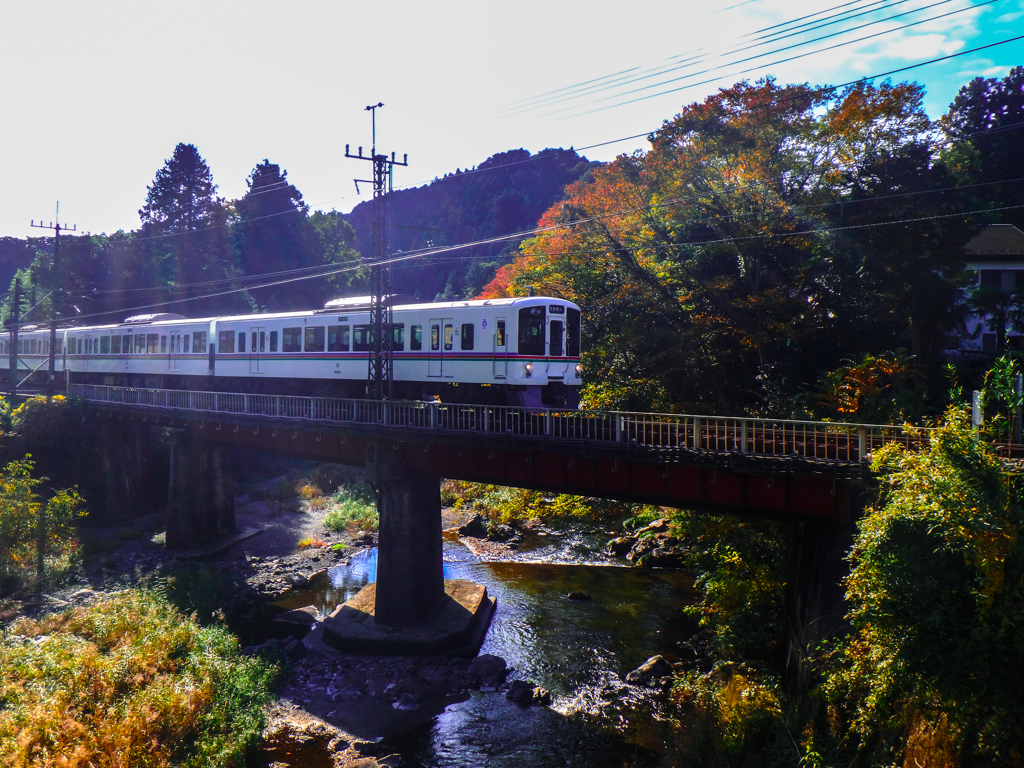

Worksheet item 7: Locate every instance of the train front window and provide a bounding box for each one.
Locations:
[567,308,580,356]
[550,320,564,357]
[518,306,545,356]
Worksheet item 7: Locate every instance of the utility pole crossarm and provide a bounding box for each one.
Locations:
[29,203,77,401]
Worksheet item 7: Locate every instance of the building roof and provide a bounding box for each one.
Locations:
[965,224,1024,256]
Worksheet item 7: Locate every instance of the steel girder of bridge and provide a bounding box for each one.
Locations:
[73,385,895,523]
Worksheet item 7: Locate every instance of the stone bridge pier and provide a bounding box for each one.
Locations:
[165,430,235,551]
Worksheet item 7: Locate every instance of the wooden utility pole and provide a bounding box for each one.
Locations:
[31,204,76,401]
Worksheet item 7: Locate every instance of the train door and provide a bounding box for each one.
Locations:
[492,317,507,378]
[548,314,568,377]
[249,326,265,373]
[168,331,180,371]
[428,317,452,377]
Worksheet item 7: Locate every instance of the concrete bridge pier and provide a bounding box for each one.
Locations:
[322,456,494,654]
[374,464,445,627]
[783,479,866,708]
[165,430,235,551]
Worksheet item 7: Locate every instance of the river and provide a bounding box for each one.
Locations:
[281,528,695,766]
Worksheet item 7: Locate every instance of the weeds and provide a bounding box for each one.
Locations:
[297,538,326,550]
[0,589,276,768]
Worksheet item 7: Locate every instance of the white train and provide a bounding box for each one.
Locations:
[0,295,582,407]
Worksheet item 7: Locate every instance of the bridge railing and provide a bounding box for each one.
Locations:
[68,384,928,464]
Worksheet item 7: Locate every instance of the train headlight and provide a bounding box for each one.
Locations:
[525,363,533,377]
[575,364,583,376]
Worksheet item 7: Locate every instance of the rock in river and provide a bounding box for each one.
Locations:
[626,655,674,685]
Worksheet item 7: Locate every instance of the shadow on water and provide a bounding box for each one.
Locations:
[282,538,695,766]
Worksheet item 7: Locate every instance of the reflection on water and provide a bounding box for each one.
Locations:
[292,539,694,766]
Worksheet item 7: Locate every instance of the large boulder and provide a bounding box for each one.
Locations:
[506,679,552,706]
[607,535,635,557]
[458,514,488,538]
[626,655,674,685]
[469,654,508,687]
[487,522,517,542]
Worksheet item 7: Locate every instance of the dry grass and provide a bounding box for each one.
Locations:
[0,589,276,768]
[297,538,327,550]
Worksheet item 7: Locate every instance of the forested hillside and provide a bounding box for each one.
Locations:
[483,68,1024,421]
[344,148,597,301]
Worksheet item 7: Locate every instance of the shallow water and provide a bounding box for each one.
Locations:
[289,534,696,766]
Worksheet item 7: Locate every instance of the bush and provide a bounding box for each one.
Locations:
[823,408,1024,763]
[323,484,378,533]
[0,589,277,767]
[0,456,83,593]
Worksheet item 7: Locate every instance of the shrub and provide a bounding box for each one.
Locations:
[324,499,378,533]
[0,589,276,767]
[297,537,326,550]
[823,408,1024,762]
[0,456,83,592]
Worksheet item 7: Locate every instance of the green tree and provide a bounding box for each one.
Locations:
[824,409,1024,763]
[138,143,245,315]
[940,65,1024,230]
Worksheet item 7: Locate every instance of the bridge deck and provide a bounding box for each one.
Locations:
[68,384,926,479]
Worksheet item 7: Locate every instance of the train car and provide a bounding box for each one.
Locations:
[0,295,582,408]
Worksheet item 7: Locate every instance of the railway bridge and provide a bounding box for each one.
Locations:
[66,383,924,639]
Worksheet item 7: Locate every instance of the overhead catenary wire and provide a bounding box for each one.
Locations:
[56,198,1024,326]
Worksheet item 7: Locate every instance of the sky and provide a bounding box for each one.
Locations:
[0,0,1021,239]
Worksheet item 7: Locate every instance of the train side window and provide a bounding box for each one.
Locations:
[430,324,439,351]
[160,335,167,353]
[121,335,130,353]
[550,320,564,357]
[353,325,373,352]
[283,327,301,352]
[135,334,145,353]
[192,331,206,353]
[460,323,474,350]
[496,321,505,347]
[328,325,349,352]
[147,334,159,353]
[238,332,246,353]
[183,334,190,353]
[410,325,422,351]
[218,330,235,354]
[111,335,121,354]
[567,308,580,356]
[304,326,325,353]
[32,339,39,355]
[101,336,111,354]
[391,324,404,352]
[55,338,62,355]
[444,324,453,351]
[269,331,278,352]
